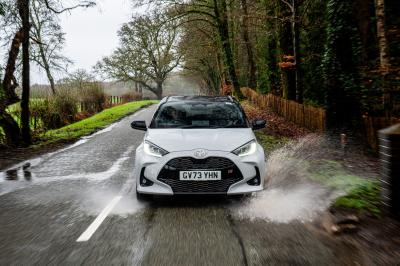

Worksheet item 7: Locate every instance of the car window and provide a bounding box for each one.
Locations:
[150,101,248,129]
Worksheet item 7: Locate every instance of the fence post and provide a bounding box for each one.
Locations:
[379,124,400,218]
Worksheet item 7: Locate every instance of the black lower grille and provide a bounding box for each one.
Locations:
[158,157,243,194]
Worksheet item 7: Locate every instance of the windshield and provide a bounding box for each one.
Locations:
[150,101,248,129]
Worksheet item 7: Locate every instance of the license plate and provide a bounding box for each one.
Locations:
[179,171,221,181]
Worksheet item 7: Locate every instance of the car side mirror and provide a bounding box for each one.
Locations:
[131,120,147,131]
[252,119,266,130]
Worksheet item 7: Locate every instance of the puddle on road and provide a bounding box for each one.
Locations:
[0,145,136,198]
[0,163,36,196]
[232,135,341,223]
[0,120,123,182]
[79,171,147,217]
[78,182,147,217]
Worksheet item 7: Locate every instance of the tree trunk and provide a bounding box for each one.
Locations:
[155,83,163,99]
[374,0,391,118]
[0,113,21,145]
[39,40,56,94]
[30,4,56,94]
[292,0,303,103]
[0,29,24,146]
[213,0,244,99]
[18,0,31,146]
[355,0,372,64]
[375,0,390,71]
[240,0,257,89]
[2,29,24,106]
[277,0,295,100]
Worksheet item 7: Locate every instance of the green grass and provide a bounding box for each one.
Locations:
[309,160,381,215]
[255,131,290,155]
[6,98,44,113]
[334,183,381,216]
[40,100,157,144]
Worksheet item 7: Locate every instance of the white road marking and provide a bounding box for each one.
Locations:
[76,195,123,242]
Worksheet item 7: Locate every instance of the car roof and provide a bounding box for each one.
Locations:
[162,95,235,103]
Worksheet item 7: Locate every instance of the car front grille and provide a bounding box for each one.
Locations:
[165,157,236,170]
[157,157,243,194]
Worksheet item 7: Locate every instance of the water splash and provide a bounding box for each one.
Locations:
[233,135,341,223]
[78,188,147,217]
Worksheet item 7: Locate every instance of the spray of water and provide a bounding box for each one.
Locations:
[233,135,342,223]
[79,187,147,217]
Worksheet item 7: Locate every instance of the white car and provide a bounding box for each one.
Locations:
[131,96,266,199]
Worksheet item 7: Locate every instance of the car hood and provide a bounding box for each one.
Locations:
[145,128,255,152]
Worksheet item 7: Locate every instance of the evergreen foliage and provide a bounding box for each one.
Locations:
[322,0,363,127]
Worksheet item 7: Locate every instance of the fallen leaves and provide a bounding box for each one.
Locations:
[242,101,310,139]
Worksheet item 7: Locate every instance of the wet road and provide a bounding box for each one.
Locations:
[0,106,356,265]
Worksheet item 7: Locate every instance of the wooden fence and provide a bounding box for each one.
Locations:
[108,96,124,105]
[241,88,400,151]
[363,116,400,151]
[241,88,326,132]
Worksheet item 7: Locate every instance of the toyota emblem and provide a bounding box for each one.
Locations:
[194,149,207,158]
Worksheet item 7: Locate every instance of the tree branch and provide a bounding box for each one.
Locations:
[43,0,96,14]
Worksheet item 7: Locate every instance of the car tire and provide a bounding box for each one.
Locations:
[136,189,152,201]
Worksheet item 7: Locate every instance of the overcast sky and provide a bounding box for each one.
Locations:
[32,0,135,84]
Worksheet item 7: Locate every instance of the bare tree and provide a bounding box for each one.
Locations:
[180,20,223,95]
[59,68,95,89]
[30,0,72,94]
[0,0,95,146]
[96,11,182,99]
[135,0,245,99]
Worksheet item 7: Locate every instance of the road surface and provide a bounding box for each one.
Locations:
[0,105,358,265]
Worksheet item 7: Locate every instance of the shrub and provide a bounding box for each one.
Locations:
[121,92,142,103]
[79,82,106,114]
[38,89,79,129]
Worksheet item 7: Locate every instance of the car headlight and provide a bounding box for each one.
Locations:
[143,140,168,157]
[232,140,257,157]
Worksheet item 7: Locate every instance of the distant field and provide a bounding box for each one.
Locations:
[6,98,44,113]
[30,74,201,98]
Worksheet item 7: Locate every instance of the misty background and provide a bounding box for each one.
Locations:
[1,0,200,97]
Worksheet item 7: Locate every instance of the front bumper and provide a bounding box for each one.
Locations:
[134,144,266,195]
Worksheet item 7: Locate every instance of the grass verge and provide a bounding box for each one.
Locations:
[40,100,157,145]
[309,160,381,215]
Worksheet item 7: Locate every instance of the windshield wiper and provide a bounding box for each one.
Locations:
[221,125,246,128]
